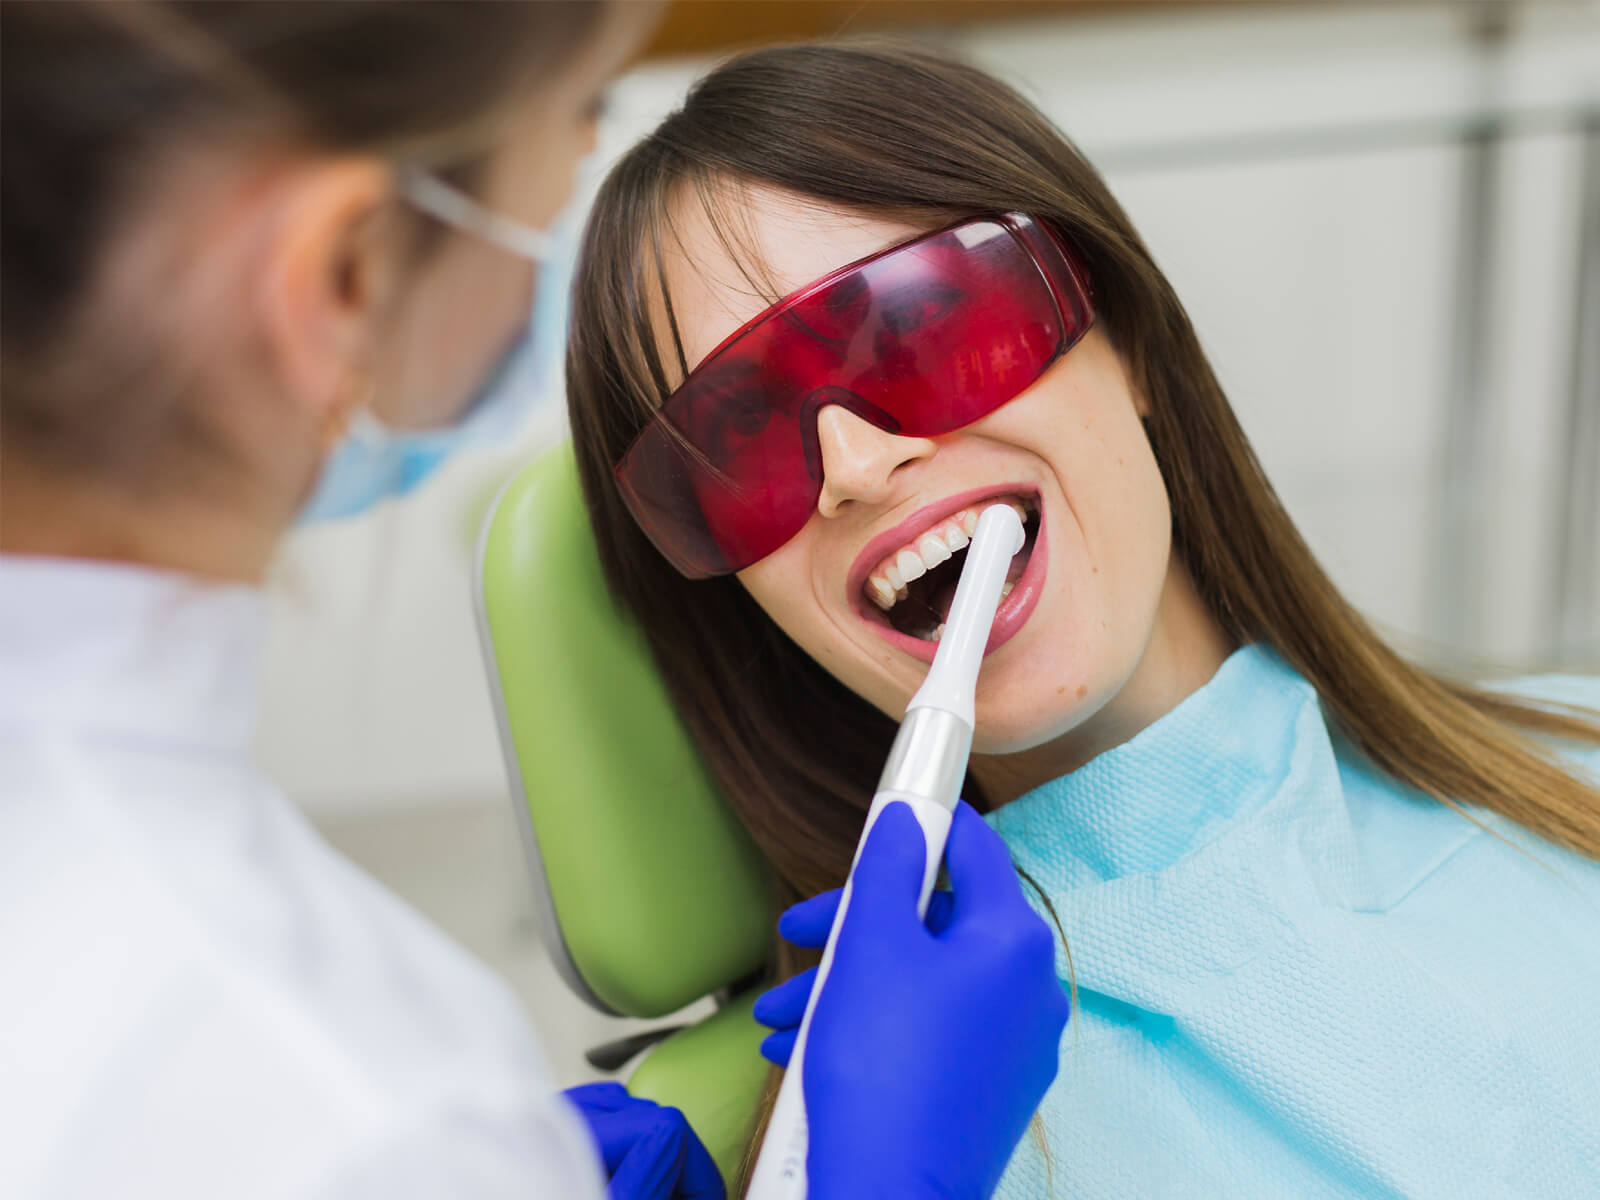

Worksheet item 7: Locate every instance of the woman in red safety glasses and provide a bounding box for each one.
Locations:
[567,42,1600,1199]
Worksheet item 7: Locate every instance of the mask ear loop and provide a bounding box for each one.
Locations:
[398,167,554,263]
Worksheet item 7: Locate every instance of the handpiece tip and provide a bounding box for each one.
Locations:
[977,503,1026,557]
[907,502,1027,723]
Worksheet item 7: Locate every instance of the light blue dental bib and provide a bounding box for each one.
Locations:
[987,646,1600,1199]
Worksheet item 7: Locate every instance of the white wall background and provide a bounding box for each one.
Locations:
[255,1,1600,1086]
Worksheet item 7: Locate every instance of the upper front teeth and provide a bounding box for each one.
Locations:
[864,498,1033,613]
[896,548,927,585]
[918,534,952,569]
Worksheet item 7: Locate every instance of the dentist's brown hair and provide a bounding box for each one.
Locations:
[564,39,1600,1181]
[2,0,603,478]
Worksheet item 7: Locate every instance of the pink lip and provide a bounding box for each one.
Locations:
[847,483,1048,666]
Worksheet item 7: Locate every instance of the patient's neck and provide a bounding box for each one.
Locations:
[971,560,1235,809]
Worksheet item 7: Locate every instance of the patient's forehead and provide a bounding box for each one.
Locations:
[654,184,928,381]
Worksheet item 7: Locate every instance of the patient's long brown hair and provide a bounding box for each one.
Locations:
[566,41,1600,1183]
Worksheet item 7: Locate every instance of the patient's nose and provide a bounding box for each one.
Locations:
[814,406,936,519]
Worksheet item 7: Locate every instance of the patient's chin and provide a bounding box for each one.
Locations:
[970,697,1096,758]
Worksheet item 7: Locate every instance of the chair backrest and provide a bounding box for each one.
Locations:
[474,443,770,1018]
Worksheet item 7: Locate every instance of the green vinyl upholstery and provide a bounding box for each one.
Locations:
[628,992,771,1184]
[473,442,772,1184]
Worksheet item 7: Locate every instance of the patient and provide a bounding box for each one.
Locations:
[566,42,1600,1197]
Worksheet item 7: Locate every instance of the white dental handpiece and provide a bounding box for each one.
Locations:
[745,503,1027,1200]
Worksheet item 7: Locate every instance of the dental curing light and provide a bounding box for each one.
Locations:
[746,503,1027,1200]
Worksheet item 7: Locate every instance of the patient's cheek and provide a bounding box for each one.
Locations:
[737,555,824,663]
[736,558,796,632]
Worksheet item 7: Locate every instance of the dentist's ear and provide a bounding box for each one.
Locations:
[252,156,405,434]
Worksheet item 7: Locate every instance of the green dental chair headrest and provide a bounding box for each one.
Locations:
[474,442,773,1183]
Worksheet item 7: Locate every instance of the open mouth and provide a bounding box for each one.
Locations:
[861,493,1041,642]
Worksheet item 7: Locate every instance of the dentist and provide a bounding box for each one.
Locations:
[0,4,1068,1199]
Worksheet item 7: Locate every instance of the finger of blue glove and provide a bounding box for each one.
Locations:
[652,1106,725,1200]
[603,1106,727,1200]
[573,1097,664,1173]
[941,800,1029,921]
[565,1086,690,1179]
[840,801,928,936]
[604,1121,681,1199]
[752,966,817,1030]
[777,889,841,948]
[676,1123,727,1200]
[759,1026,798,1068]
[564,1081,632,1114]
[783,884,955,946]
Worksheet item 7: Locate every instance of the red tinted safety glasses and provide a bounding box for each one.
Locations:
[614,213,1094,578]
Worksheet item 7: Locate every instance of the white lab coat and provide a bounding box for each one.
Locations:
[0,555,606,1200]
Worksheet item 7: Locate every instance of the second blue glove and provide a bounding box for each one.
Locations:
[563,1082,724,1200]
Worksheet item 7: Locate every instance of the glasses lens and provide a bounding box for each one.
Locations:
[812,220,1069,437]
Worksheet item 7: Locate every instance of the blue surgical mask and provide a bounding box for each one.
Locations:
[297,168,582,524]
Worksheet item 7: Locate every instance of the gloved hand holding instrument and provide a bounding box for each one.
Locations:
[567,796,1067,1200]
[756,801,1068,1199]
[747,506,1072,1200]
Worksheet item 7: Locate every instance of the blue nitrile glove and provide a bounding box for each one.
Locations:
[562,1082,725,1200]
[751,801,1069,1199]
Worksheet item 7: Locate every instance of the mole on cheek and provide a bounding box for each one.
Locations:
[1076,684,1087,699]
